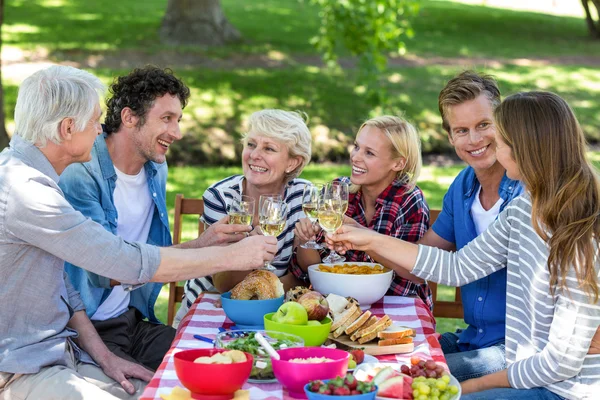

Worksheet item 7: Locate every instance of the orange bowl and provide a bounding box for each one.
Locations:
[173,348,253,399]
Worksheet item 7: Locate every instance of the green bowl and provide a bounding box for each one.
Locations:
[264,312,332,347]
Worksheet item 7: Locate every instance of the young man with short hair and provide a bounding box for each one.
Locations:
[418,71,523,381]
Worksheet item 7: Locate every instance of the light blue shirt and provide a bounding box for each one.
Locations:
[0,135,160,374]
[59,134,171,323]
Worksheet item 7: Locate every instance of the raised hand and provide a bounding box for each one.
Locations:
[294,217,320,246]
[185,216,252,248]
[229,235,278,271]
[324,224,378,254]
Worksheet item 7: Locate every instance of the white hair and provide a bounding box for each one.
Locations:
[14,65,105,147]
[242,109,312,180]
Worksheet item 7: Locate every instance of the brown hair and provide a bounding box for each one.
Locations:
[495,91,600,303]
[350,115,422,193]
[438,71,501,134]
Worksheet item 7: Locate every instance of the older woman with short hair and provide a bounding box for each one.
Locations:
[174,109,312,325]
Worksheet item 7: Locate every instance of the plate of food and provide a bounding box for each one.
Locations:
[214,329,304,383]
[353,358,461,399]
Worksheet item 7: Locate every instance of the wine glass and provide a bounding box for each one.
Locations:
[228,195,255,226]
[259,195,287,271]
[330,181,349,215]
[300,184,324,250]
[318,183,346,263]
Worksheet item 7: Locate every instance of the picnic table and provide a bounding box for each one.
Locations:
[141,294,447,400]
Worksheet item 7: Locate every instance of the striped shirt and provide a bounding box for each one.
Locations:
[181,175,309,310]
[414,195,600,400]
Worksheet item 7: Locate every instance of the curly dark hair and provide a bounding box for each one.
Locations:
[104,66,191,134]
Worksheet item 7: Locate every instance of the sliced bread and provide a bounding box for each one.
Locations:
[330,303,359,332]
[333,307,362,338]
[377,324,415,340]
[378,337,414,346]
[345,310,372,336]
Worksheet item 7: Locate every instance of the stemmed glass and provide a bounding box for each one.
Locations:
[318,183,346,263]
[300,184,324,249]
[228,195,255,226]
[330,181,349,215]
[259,195,287,271]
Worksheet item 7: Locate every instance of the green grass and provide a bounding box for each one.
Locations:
[5,0,598,58]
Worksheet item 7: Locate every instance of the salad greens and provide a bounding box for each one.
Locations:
[224,332,298,379]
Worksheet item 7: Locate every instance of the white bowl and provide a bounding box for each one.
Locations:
[307,262,393,309]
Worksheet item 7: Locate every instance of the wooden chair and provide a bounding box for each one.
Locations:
[167,194,206,325]
[428,209,464,319]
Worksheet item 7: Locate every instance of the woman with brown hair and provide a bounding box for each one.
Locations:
[327,92,600,399]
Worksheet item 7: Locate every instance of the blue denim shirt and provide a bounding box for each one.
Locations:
[432,166,523,351]
[59,134,171,323]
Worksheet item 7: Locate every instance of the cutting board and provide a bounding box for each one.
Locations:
[327,334,414,355]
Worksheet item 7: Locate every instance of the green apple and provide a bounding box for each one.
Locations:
[306,320,321,326]
[272,302,308,325]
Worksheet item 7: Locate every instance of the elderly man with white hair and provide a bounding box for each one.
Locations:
[0,65,277,399]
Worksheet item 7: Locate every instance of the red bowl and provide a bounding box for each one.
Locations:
[272,347,350,399]
[173,348,253,399]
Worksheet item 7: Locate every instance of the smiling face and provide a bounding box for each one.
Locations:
[350,125,404,192]
[130,94,183,164]
[242,132,301,192]
[446,94,499,173]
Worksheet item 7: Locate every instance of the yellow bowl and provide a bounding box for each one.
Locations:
[264,313,332,346]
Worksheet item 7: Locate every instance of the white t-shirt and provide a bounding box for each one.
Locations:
[471,185,504,236]
[91,166,154,321]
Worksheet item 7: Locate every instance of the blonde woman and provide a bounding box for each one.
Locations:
[293,116,431,308]
[327,92,600,399]
[175,109,312,325]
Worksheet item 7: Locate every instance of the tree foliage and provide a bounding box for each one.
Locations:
[305,0,419,106]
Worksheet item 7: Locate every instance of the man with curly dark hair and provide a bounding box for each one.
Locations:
[58,66,252,371]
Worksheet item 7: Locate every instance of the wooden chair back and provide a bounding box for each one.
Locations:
[167,194,206,325]
[428,209,464,319]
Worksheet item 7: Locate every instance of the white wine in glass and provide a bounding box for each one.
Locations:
[331,181,349,214]
[318,184,345,263]
[228,195,255,226]
[300,184,324,249]
[259,195,287,271]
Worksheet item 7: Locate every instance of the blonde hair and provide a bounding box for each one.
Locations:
[351,115,422,193]
[241,109,312,181]
[495,91,600,303]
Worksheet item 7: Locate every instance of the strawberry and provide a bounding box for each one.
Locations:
[318,386,331,395]
[344,374,358,390]
[333,387,351,396]
[350,349,365,364]
[309,381,323,392]
[351,390,361,395]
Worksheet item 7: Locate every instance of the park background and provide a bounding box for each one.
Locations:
[1,0,599,333]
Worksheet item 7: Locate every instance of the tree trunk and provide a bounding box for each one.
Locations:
[582,0,600,38]
[160,0,241,46]
[0,0,9,150]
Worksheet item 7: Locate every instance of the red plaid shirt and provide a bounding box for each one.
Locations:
[291,177,433,309]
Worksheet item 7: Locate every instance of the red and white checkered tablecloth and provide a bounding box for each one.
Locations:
[141,294,445,400]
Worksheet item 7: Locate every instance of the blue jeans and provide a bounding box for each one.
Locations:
[439,331,506,382]
[462,387,564,399]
